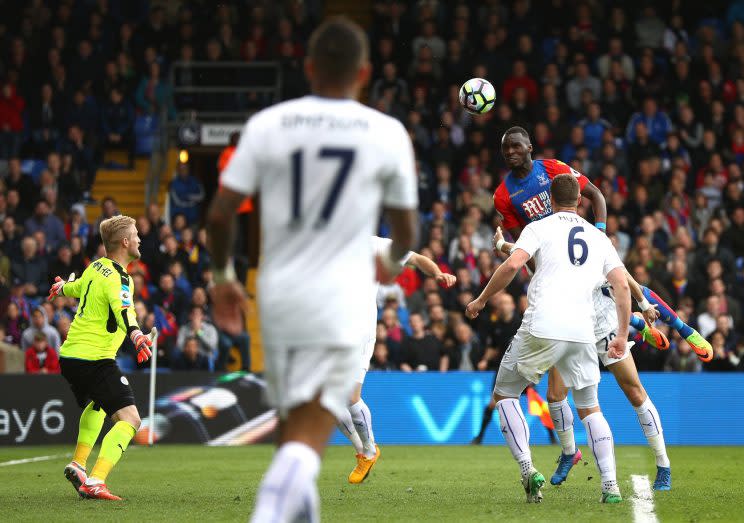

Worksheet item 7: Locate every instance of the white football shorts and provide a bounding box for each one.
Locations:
[596,332,634,367]
[262,344,357,420]
[493,325,600,398]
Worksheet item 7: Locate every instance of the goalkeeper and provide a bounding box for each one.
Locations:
[48,215,154,501]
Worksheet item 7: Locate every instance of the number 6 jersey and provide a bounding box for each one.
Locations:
[220,95,418,347]
[512,212,624,344]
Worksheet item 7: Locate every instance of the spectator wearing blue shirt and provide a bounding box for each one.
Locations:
[169,162,204,226]
[23,200,65,251]
[578,102,612,152]
[626,97,673,146]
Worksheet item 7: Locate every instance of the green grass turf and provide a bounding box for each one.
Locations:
[0,445,740,522]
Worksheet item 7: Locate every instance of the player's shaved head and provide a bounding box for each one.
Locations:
[502,126,531,143]
[307,16,368,87]
[550,174,580,208]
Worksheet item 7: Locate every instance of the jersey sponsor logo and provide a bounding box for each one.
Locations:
[521,191,552,220]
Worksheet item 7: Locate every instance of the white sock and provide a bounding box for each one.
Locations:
[497,398,532,473]
[581,412,617,492]
[548,399,576,456]
[250,442,320,523]
[336,408,365,455]
[349,399,376,458]
[634,397,670,467]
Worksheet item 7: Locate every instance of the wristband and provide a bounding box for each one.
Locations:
[495,238,506,252]
[211,263,237,284]
[595,222,606,231]
[637,297,651,312]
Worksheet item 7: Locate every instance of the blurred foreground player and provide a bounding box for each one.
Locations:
[207,17,418,523]
[467,175,631,504]
[49,216,154,500]
[337,237,455,484]
[493,126,711,361]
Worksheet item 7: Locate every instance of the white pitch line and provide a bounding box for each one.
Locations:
[0,453,70,467]
[631,474,659,523]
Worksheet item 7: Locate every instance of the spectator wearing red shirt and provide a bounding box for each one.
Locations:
[0,83,25,159]
[25,331,60,374]
[502,60,538,104]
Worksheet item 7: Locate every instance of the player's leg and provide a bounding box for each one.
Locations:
[492,363,544,503]
[336,402,365,456]
[606,355,671,490]
[345,338,380,483]
[629,312,671,350]
[251,345,356,522]
[573,386,622,503]
[641,286,712,361]
[547,368,582,485]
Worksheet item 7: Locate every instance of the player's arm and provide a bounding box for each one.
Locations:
[625,269,660,324]
[466,249,530,319]
[105,274,153,363]
[48,272,80,301]
[607,266,631,359]
[492,226,537,274]
[580,180,607,230]
[406,252,456,287]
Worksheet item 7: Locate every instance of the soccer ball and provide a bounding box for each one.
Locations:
[459,78,496,115]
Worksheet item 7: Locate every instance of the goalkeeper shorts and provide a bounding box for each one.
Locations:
[60,357,136,416]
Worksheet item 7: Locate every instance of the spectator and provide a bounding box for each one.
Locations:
[0,83,25,159]
[21,307,61,351]
[171,336,211,371]
[24,200,66,251]
[703,331,738,372]
[168,162,205,225]
[3,301,26,346]
[597,37,635,80]
[150,272,189,325]
[400,313,445,372]
[176,306,219,364]
[25,331,60,374]
[135,61,173,117]
[502,60,538,105]
[441,322,483,370]
[664,340,703,372]
[101,87,135,165]
[635,6,665,49]
[370,341,395,371]
[11,237,48,300]
[579,102,612,152]
[565,61,600,112]
[626,98,673,146]
[4,158,36,218]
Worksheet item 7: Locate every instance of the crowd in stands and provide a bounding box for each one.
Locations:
[1,0,743,374]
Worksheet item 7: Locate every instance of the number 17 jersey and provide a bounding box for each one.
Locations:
[513,212,624,343]
[220,95,418,348]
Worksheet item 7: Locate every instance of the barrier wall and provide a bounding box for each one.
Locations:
[1,371,742,446]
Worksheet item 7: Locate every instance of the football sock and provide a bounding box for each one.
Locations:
[89,421,136,483]
[634,397,670,467]
[497,398,531,467]
[629,314,646,331]
[476,405,494,440]
[251,442,320,523]
[73,402,105,468]
[336,408,365,455]
[349,399,377,459]
[581,412,617,491]
[548,399,576,456]
[642,286,693,338]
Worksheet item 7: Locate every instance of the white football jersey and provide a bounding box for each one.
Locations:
[593,283,618,341]
[221,96,418,347]
[365,236,413,341]
[513,211,624,343]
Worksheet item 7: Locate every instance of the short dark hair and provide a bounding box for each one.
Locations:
[550,174,580,207]
[308,16,368,86]
[503,126,530,140]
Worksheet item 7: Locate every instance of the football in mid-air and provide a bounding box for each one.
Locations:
[459,78,496,115]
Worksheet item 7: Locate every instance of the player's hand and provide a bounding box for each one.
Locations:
[436,272,456,288]
[465,297,486,319]
[47,273,75,301]
[607,337,626,359]
[641,305,660,325]
[209,280,247,336]
[491,227,505,254]
[131,329,153,364]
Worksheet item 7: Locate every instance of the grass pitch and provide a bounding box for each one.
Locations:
[0,445,740,522]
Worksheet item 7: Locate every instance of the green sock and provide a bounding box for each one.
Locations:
[73,402,106,468]
[90,421,136,482]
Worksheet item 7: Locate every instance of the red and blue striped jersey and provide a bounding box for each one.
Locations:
[493,159,589,230]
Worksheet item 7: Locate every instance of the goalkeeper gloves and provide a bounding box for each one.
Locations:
[47,273,76,301]
[130,329,153,364]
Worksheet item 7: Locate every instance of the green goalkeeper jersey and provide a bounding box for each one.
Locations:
[60,257,140,361]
